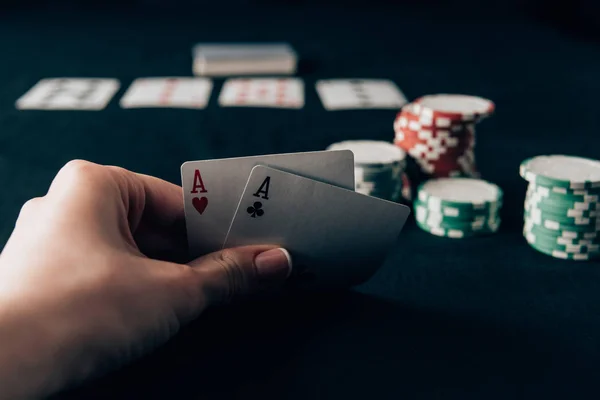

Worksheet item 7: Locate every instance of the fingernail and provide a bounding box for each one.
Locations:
[255,248,292,282]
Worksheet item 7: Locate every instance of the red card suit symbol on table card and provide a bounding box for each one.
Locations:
[193,197,208,214]
[191,169,208,215]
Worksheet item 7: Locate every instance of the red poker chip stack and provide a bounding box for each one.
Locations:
[393,94,494,180]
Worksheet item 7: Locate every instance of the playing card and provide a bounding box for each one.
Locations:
[192,43,297,76]
[218,78,304,109]
[224,165,411,290]
[316,79,407,111]
[193,43,296,61]
[119,77,213,109]
[16,78,120,110]
[181,150,354,258]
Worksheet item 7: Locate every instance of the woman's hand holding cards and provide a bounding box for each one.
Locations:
[0,160,292,399]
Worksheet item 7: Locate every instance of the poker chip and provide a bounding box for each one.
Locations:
[525,190,600,215]
[414,94,495,121]
[523,226,599,246]
[524,202,600,225]
[524,218,600,240]
[527,181,600,199]
[524,226,600,260]
[417,177,503,209]
[526,184,600,210]
[525,234,600,261]
[520,155,600,260]
[520,155,600,190]
[414,177,503,238]
[525,198,600,220]
[393,94,494,182]
[413,200,498,220]
[326,140,408,202]
[524,210,600,232]
[523,226,600,249]
[415,217,500,239]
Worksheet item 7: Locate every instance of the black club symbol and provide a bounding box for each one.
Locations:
[247,201,264,218]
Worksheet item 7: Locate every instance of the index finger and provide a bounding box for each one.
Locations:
[125,171,185,232]
[46,161,186,254]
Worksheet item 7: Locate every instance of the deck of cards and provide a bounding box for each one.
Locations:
[192,43,297,77]
[181,150,411,290]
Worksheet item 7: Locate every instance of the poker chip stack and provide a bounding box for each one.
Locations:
[414,178,503,238]
[393,94,495,180]
[520,155,600,261]
[326,140,408,202]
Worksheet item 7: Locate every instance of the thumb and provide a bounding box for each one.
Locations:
[189,245,292,305]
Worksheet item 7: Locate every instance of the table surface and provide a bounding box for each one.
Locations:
[1,4,600,399]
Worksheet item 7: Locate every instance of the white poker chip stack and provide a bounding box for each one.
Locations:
[327,140,408,202]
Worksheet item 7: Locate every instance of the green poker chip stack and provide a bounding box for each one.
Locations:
[414,177,503,238]
[327,140,407,202]
[520,155,600,260]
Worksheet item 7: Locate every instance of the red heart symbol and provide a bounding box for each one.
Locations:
[192,197,208,215]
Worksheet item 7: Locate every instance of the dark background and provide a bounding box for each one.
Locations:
[1,0,600,399]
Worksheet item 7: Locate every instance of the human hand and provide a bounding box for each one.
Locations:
[0,160,292,399]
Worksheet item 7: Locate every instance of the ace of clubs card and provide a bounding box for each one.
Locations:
[224,165,411,289]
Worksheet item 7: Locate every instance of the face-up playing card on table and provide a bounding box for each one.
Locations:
[16,78,120,110]
[224,165,411,290]
[119,77,213,109]
[316,79,407,111]
[218,78,304,108]
[181,150,354,258]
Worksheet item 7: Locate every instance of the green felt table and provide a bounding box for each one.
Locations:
[1,4,600,399]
